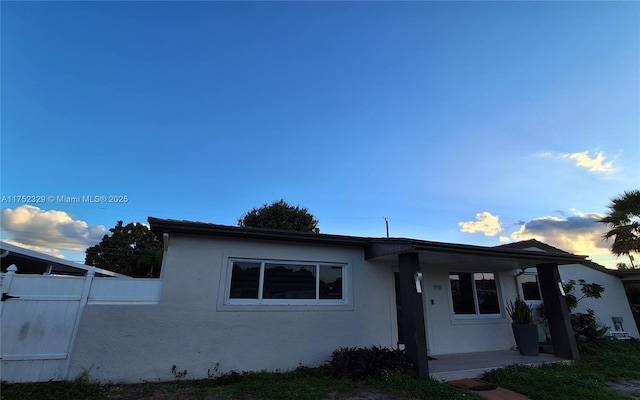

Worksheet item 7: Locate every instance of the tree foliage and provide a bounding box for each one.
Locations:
[238,199,320,233]
[538,279,607,343]
[600,190,640,268]
[85,221,163,278]
[562,279,604,312]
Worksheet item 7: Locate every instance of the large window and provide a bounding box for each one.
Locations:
[449,272,500,316]
[227,259,345,305]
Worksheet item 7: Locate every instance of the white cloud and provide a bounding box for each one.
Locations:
[0,205,106,254]
[510,210,610,256]
[1,239,65,258]
[561,150,616,172]
[459,212,505,237]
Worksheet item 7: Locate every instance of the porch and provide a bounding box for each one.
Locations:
[429,350,571,381]
[365,239,584,378]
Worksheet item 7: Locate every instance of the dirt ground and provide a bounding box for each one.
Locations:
[101,378,640,399]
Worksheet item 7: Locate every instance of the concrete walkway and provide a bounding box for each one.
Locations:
[470,387,531,400]
[447,379,531,400]
[430,349,568,381]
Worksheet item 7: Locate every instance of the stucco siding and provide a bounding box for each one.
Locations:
[69,234,395,383]
[559,264,639,338]
[424,269,517,355]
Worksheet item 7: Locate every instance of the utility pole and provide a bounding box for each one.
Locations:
[384,217,389,238]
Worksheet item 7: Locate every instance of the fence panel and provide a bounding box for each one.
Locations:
[0,270,90,382]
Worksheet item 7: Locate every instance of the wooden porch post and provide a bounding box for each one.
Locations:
[536,263,580,361]
[397,252,429,377]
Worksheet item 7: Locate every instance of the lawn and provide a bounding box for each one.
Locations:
[482,340,640,400]
[0,367,481,400]
[2,341,639,400]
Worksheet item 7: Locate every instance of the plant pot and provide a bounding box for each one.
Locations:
[512,323,539,356]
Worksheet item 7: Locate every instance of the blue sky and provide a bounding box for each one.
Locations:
[1,1,638,268]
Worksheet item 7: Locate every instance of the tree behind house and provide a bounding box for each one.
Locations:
[238,199,320,233]
[85,221,163,278]
[600,190,640,269]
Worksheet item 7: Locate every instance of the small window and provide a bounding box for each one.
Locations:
[449,272,500,316]
[227,259,346,305]
[229,261,260,299]
[519,274,542,301]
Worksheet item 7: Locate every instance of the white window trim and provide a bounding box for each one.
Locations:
[449,271,503,319]
[517,272,544,306]
[224,258,348,306]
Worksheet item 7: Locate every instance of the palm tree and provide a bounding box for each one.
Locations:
[600,190,640,269]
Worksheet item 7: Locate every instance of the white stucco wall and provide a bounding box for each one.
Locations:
[69,235,396,383]
[420,268,518,355]
[70,233,637,382]
[559,264,639,338]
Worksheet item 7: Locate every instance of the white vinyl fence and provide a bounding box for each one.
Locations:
[0,265,161,382]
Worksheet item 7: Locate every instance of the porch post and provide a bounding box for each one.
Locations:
[397,252,429,377]
[536,263,580,361]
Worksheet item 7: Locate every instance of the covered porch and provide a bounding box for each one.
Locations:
[429,349,570,381]
[365,238,586,378]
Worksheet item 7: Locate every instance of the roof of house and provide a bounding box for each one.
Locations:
[0,241,126,277]
[611,269,640,280]
[495,239,617,275]
[149,217,587,270]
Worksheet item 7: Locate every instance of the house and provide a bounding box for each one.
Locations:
[0,241,162,383]
[610,268,640,335]
[498,240,639,341]
[60,217,637,383]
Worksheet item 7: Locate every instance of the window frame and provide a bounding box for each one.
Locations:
[225,258,347,306]
[517,272,544,304]
[448,271,503,319]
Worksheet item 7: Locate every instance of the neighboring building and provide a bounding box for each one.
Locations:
[65,217,636,383]
[0,241,125,277]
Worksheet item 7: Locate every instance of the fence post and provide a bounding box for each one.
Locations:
[63,268,95,380]
[0,264,18,317]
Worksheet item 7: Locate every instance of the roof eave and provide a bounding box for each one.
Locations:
[148,217,368,247]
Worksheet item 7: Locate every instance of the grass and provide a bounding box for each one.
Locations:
[577,340,640,379]
[0,373,106,400]
[3,341,639,400]
[193,366,481,400]
[482,340,640,400]
[1,365,481,400]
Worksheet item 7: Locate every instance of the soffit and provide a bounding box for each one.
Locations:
[365,239,587,270]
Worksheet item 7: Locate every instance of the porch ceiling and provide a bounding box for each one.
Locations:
[364,239,587,270]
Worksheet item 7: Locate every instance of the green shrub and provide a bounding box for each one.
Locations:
[571,309,610,342]
[327,345,412,380]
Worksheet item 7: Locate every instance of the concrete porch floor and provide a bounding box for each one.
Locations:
[429,349,571,381]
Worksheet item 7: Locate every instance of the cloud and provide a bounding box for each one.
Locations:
[0,206,106,254]
[510,211,610,255]
[535,150,616,173]
[1,239,65,258]
[562,151,616,172]
[459,212,505,236]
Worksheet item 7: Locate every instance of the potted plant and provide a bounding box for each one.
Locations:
[506,297,539,356]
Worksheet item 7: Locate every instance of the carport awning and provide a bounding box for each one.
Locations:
[0,241,125,277]
[364,238,587,270]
